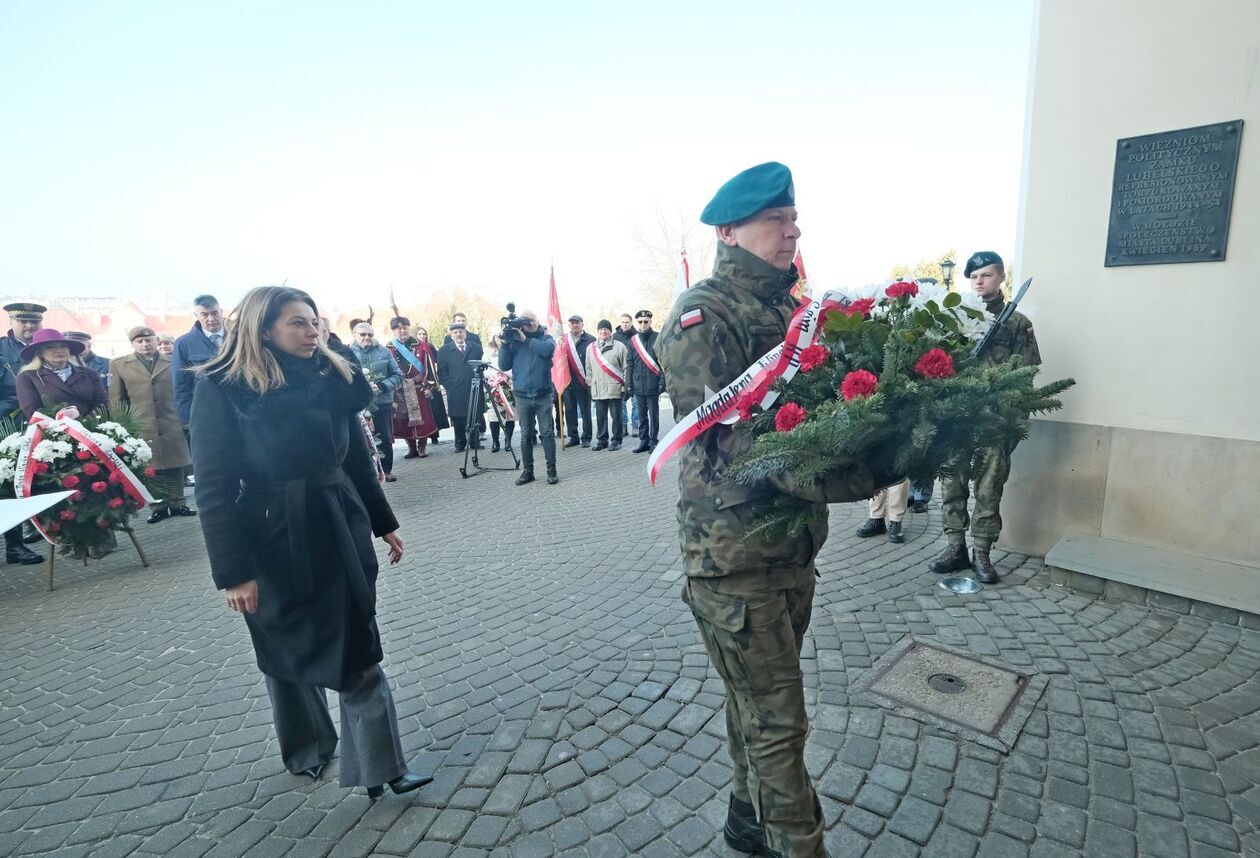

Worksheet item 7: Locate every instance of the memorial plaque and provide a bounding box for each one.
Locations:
[1105,120,1244,267]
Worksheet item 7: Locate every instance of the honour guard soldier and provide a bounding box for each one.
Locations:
[927,250,1041,584]
[658,162,888,858]
[625,309,664,452]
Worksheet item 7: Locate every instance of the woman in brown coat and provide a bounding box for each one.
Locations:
[15,329,107,419]
[110,326,195,523]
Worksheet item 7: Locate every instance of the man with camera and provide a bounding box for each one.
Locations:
[498,309,559,486]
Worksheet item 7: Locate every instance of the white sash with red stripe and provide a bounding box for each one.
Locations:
[646,289,847,486]
[565,334,589,388]
[589,343,624,385]
[630,335,662,376]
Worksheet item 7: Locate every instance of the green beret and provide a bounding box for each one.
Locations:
[700,162,795,226]
[963,251,1004,278]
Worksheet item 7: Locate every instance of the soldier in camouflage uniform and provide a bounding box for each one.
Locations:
[658,162,888,858]
[927,250,1041,584]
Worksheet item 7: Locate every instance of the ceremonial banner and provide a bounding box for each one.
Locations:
[547,267,570,396]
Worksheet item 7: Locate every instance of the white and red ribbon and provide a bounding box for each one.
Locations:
[485,369,517,421]
[16,409,160,540]
[589,343,624,385]
[646,289,847,486]
[565,334,590,388]
[630,335,662,376]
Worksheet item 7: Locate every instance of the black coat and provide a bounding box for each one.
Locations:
[190,351,399,691]
[624,329,665,396]
[435,340,484,417]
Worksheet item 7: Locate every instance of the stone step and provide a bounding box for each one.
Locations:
[1046,533,1260,621]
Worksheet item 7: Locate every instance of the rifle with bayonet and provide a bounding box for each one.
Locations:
[971,276,1033,359]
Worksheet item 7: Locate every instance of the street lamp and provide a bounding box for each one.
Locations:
[940,257,956,291]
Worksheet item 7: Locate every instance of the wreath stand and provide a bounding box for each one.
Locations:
[43,524,150,592]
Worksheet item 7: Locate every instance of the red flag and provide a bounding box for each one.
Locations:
[791,248,809,301]
[547,266,570,395]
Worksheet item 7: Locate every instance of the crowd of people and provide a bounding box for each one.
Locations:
[1,161,1040,855]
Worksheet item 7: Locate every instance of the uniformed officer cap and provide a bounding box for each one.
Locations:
[963,250,1004,278]
[597,319,612,331]
[700,161,795,226]
[4,302,46,321]
[634,310,653,320]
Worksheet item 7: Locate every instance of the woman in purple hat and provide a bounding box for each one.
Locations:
[15,329,107,420]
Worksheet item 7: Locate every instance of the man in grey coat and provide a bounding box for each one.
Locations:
[350,323,403,481]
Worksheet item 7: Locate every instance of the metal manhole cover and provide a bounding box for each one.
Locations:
[852,637,1049,753]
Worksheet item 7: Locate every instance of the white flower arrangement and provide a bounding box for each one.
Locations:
[0,433,23,455]
[32,439,73,463]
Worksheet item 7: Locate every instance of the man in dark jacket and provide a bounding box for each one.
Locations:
[498,309,558,485]
[614,313,635,435]
[0,301,45,565]
[173,294,226,427]
[65,331,111,394]
[435,323,484,452]
[441,312,483,349]
[624,309,664,453]
[561,315,596,448]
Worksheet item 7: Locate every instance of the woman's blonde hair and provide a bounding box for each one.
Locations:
[199,286,353,393]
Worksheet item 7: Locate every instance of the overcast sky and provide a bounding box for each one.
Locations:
[0,0,1034,315]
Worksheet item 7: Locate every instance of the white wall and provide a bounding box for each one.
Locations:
[1018,0,1260,443]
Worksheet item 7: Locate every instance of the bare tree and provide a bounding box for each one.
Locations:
[628,208,715,320]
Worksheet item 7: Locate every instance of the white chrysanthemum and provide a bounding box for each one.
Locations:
[0,432,24,455]
[0,459,14,483]
[32,439,72,462]
[130,441,153,464]
[94,421,127,437]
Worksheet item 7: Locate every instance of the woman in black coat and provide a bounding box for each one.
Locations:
[191,286,429,798]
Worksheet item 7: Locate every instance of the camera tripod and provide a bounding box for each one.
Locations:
[460,360,520,478]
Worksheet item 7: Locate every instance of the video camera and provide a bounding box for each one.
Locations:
[500,302,530,341]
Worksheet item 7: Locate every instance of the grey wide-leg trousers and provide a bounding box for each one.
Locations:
[265,664,407,787]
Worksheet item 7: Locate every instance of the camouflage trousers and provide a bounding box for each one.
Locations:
[941,444,1014,550]
[685,567,826,858]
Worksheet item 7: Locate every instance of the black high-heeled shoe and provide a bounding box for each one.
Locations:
[365,771,433,798]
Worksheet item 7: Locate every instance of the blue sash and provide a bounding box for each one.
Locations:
[391,338,426,383]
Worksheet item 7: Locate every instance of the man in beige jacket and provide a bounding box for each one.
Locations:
[584,320,628,451]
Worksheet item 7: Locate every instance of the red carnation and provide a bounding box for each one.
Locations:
[114,445,127,456]
[47,522,60,533]
[69,491,84,502]
[107,497,125,509]
[61,475,80,489]
[886,281,919,299]
[774,402,808,432]
[798,344,830,374]
[144,466,156,478]
[83,463,101,476]
[842,298,875,317]
[108,471,123,484]
[840,369,879,401]
[96,519,110,529]
[75,450,92,461]
[914,347,956,379]
[33,462,49,474]
[90,481,108,493]
[59,509,76,521]
[735,390,759,422]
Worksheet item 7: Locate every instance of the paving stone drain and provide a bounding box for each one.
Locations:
[853,637,1050,752]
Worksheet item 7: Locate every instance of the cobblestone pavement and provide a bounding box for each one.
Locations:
[3,418,1260,857]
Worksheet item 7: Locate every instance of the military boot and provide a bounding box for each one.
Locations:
[546,465,558,485]
[723,794,767,855]
[515,469,535,486]
[855,518,886,538]
[972,548,1000,584]
[927,543,971,575]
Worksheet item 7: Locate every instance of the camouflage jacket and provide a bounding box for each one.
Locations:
[658,243,877,578]
[981,297,1041,367]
